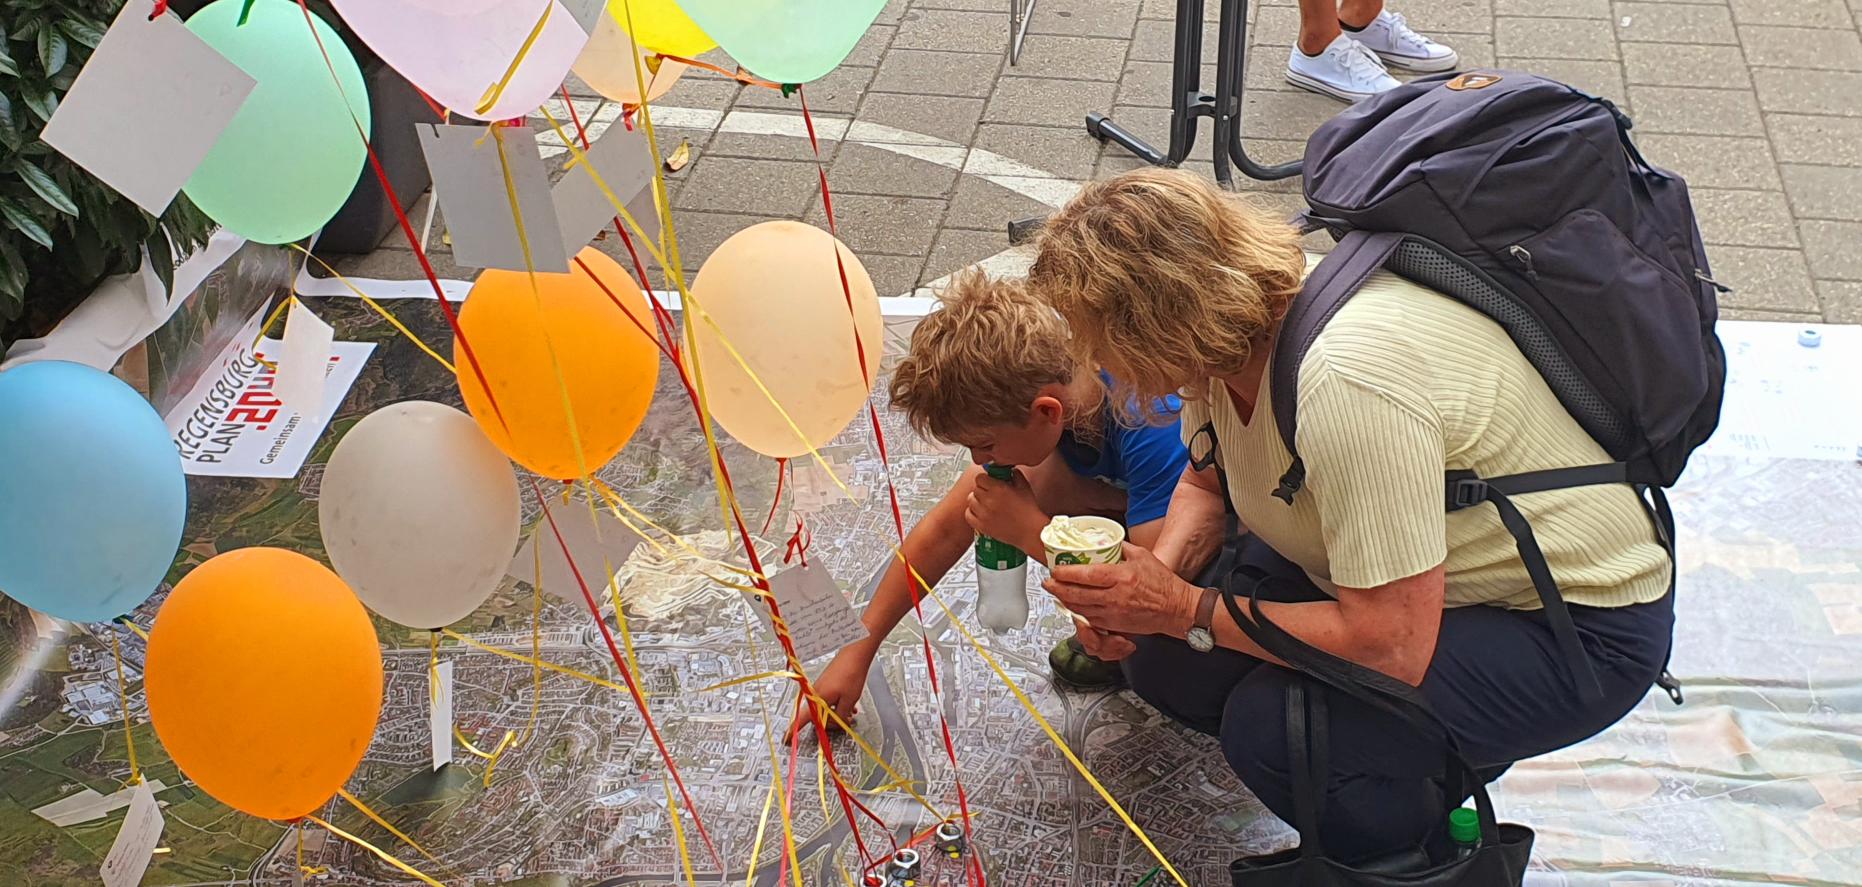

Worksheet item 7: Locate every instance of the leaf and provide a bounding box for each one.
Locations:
[60,19,106,49]
[38,26,67,75]
[0,42,16,77]
[0,90,13,132]
[16,162,79,216]
[10,16,42,42]
[0,199,55,249]
[146,228,174,298]
[20,85,57,123]
[664,140,692,173]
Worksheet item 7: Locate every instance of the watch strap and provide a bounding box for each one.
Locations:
[1194,586,1221,634]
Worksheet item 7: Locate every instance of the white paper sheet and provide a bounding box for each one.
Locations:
[430,661,454,771]
[757,563,867,664]
[40,0,255,216]
[98,781,162,887]
[1699,321,1862,462]
[418,123,569,273]
[274,300,334,419]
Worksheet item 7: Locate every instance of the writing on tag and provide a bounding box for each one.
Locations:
[99,781,163,887]
[758,563,867,664]
[430,661,454,771]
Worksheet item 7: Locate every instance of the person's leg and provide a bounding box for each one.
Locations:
[1217,593,1674,861]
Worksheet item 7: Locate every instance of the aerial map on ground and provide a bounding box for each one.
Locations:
[2,291,1859,886]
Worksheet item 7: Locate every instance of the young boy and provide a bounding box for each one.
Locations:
[792,270,1190,735]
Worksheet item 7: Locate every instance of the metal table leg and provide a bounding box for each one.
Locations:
[1008,0,1038,65]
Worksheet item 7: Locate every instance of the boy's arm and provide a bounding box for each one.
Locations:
[855,465,983,649]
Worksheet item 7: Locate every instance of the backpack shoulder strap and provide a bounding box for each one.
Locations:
[1268,230,1405,504]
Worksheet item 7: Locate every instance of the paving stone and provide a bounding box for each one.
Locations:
[855,93,987,144]
[870,49,1004,97]
[805,194,946,256]
[1801,221,1862,279]
[1782,165,1862,221]
[1739,25,1862,71]
[858,253,932,297]
[1503,59,1627,100]
[1495,0,1609,17]
[1717,307,1826,322]
[943,176,1060,230]
[1728,0,1855,29]
[924,228,1011,284]
[646,209,779,277]
[1142,0,1222,20]
[1132,18,1221,61]
[658,77,743,112]
[875,0,912,25]
[735,65,874,116]
[1239,89,1350,141]
[895,9,1013,53]
[1690,189,1801,248]
[1117,60,1220,108]
[1619,43,1751,88]
[1495,17,1617,59]
[1001,35,1133,81]
[985,77,1119,128]
[1363,0,1496,34]
[1634,133,1781,189]
[1753,68,1862,116]
[973,123,1105,179]
[673,157,821,216]
[1625,86,1764,135]
[1765,114,1862,166]
[1251,5,1300,47]
[1615,3,1738,44]
[1246,49,1303,93]
[1708,247,1823,312]
[829,143,961,198]
[704,128,834,163]
[330,242,478,282]
[1816,280,1862,322]
[1435,32,1498,67]
[1027,0,1144,38]
[918,0,1006,9]
[845,25,897,68]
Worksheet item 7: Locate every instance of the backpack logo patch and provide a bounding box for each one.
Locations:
[1446,72,1503,90]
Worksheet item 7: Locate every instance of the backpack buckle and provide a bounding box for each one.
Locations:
[1446,470,1489,511]
[1271,459,1306,505]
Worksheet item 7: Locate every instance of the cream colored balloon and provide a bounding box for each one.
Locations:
[571,9,690,105]
[319,401,521,629]
[691,221,883,458]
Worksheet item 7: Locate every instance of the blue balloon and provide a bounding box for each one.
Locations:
[0,361,187,623]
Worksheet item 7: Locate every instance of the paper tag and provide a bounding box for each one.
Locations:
[508,505,644,603]
[418,123,570,273]
[99,782,162,887]
[430,661,454,771]
[758,563,867,664]
[41,0,255,216]
[274,300,334,419]
[553,123,655,258]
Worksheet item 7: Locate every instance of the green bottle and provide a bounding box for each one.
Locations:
[1448,807,1481,859]
[974,465,1029,633]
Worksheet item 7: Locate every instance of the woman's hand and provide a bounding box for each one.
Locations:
[965,467,1048,554]
[1043,542,1199,637]
[1073,620,1137,661]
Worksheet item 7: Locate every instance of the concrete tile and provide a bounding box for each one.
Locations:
[944,176,1059,230]
[805,194,946,256]
[1717,307,1826,322]
[924,228,1011,284]
[704,129,832,163]
[1027,0,1144,38]
[672,157,821,216]
[895,9,1012,53]
[1753,68,1862,116]
[1801,221,1862,279]
[828,143,961,198]
[1816,279,1862,322]
[1782,165,1862,221]
[1251,5,1300,47]
[1625,86,1764,135]
[1495,0,1609,17]
[919,0,1006,8]
[1116,60,1220,108]
[985,77,1119,128]
[1709,247,1822,312]
[1690,189,1801,247]
[870,49,1004,98]
[1001,35,1132,81]
[1739,25,1862,71]
[1142,0,1222,20]
[973,123,1104,179]
[1434,32,1498,68]
[330,242,478,282]
[1246,49,1303,94]
[649,209,776,276]
[736,65,874,116]
[657,77,743,111]
[1615,3,1738,44]
[1504,59,1627,100]
[1765,114,1862,166]
[1364,0,1495,35]
[858,253,931,297]
[874,0,912,25]
[845,25,897,68]
[855,93,987,144]
[1620,43,1751,88]
[1634,133,1781,189]
[1132,18,1221,61]
[1728,0,1854,28]
[1239,89,1350,141]
[1495,17,1617,59]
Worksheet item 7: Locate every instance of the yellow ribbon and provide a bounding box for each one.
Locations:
[306,814,444,887]
[295,823,327,877]
[335,788,445,871]
[743,778,778,887]
[439,628,632,694]
[662,777,700,887]
[110,633,141,786]
[287,245,456,372]
[475,0,553,115]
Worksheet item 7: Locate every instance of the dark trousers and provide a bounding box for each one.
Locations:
[1123,536,1674,861]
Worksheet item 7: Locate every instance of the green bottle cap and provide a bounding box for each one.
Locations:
[1447,807,1481,844]
[984,463,1014,480]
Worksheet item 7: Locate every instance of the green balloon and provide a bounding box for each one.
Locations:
[676,0,889,85]
[184,0,370,244]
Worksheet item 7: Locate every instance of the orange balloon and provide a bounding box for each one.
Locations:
[145,548,382,821]
[455,248,660,480]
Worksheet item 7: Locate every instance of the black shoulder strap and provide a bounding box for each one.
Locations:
[1268,230,1405,504]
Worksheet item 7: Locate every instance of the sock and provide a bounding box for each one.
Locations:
[1340,16,1371,32]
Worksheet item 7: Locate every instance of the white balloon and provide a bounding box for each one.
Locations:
[319,401,520,628]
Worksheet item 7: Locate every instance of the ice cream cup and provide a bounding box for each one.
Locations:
[1041,515,1126,567]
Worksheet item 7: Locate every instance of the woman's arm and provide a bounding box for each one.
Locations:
[1150,464,1229,580]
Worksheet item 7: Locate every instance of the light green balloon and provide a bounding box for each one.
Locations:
[676,0,889,85]
[184,0,370,245]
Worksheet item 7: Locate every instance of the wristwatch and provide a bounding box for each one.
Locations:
[1186,586,1221,653]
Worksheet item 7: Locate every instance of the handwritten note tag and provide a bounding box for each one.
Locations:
[41,0,255,216]
[552,122,655,258]
[758,563,867,664]
[274,300,334,419]
[99,781,162,887]
[430,661,454,771]
[418,123,569,273]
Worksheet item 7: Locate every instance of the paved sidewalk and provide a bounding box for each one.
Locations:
[331,0,1862,323]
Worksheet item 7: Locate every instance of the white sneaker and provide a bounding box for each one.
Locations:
[1352,10,1459,73]
[1286,34,1400,103]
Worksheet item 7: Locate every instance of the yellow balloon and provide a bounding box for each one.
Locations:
[690,221,883,458]
[610,0,715,58]
[574,9,691,104]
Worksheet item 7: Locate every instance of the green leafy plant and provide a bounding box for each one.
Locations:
[0,0,214,349]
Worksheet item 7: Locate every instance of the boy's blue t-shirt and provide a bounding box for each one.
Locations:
[1054,375,1187,528]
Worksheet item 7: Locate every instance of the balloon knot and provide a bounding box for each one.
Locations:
[780,83,801,98]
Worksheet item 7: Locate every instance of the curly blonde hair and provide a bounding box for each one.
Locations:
[889,269,1081,443]
[1027,169,1306,421]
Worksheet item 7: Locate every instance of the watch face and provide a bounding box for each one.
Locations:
[1187,627,1214,652]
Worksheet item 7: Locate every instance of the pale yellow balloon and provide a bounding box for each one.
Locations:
[573,10,690,104]
[691,221,883,459]
[610,0,715,58]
